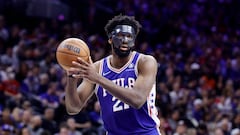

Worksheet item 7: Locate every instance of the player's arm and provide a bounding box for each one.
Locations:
[65,78,94,115]
[74,55,157,109]
[65,60,100,115]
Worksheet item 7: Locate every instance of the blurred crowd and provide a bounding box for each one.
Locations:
[0,0,240,135]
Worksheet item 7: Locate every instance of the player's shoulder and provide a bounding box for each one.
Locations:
[138,52,157,64]
[92,57,107,71]
[137,52,158,72]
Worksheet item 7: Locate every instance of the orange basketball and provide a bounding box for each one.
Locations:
[56,38,90,70]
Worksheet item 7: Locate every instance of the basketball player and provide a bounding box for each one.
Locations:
[65,14,160,135]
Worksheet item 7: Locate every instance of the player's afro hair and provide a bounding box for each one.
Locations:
[104,14,142,37]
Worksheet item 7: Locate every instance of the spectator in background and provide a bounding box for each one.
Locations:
[0,15,9,42]
[18,109,32,130]
[66,117,82,135]
[72,106,93,135]
[20,127,31,135]
[27,115,44,135]
[37,73,50,95]
[0,47,13,66]
[232,113,240,129]
[54,94,69,127]
[21,100,32,110]
[186,128,197,135]
[11,107,22,134]
[1,66,22,108]
[173,120,187,135]
[167,109,181,133]
[197,123,209,135]
[231,128,240,135]
[89,101,106,135]
[191,98,205,122]
[217,116,232,135]
[214,128,224,135]
[1,124,14,135]
[40,130,51,135]
[39,82,59,109]
[41,107,58,134]
[22,64,41,95]
[0,107,14,126]
[55,122,70,135]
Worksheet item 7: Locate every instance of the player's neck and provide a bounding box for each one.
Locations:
[110,52,133,69]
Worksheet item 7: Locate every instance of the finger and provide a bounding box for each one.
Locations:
[66,69,77,76]
[77,57,89,66]
[72,73,86,78]
[68,69,87,79]
[89,56,93,64]
[68,67,80,72]
[68,67,85,75]
[72,61,88,70]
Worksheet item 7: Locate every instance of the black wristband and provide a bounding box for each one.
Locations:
[68,74,74,78]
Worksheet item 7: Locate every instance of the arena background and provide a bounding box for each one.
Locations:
[0,0,240,135]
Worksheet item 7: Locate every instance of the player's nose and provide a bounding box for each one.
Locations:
[121,36,129,43]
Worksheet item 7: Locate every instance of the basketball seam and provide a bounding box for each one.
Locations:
[79,43,90,56]
[77,40,90,56]
[60,64,72,66]
[57,50,89,57]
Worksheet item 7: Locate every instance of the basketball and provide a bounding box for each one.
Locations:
[56,38,90,70]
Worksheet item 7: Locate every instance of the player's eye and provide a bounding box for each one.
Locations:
[126,34,133,39]
[116,33,123,38]
[118,33,132,38]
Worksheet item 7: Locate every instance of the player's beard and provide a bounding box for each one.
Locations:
[113,45,131,58]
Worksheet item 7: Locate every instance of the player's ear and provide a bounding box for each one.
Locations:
[108,39,112,44]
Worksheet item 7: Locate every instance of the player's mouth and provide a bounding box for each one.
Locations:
[119,45,129,51]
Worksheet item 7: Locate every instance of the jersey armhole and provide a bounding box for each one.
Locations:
[94,59,104,94]
[135,53,141,76]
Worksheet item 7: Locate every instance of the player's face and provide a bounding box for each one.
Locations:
[111,25,136,57]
